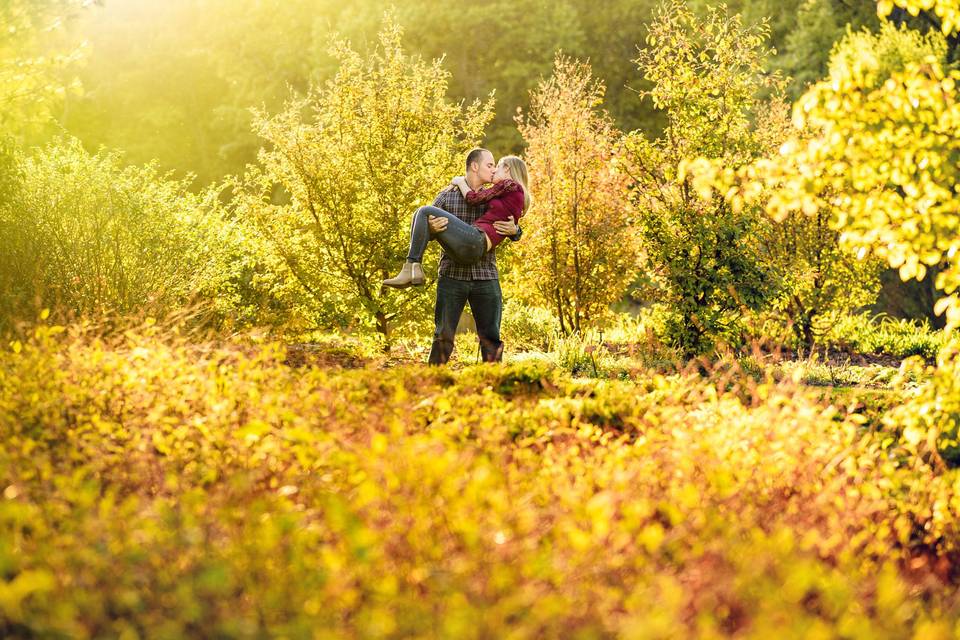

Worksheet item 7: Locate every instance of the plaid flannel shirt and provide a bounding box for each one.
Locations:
[433,185,519,281]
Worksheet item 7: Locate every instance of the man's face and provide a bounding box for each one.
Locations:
[473,151,496,183]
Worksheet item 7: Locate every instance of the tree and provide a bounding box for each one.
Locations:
[688,21,958,328]
[512,55,638,336]
[232,18,493,346]
[686,9,960,464]
[735,97,883,349]
[880,0,960,37]
[763,209,883,348]
[0,0,89,143]
[623,0,783,355]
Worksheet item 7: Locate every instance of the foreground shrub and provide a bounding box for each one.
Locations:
[3,322,960,636]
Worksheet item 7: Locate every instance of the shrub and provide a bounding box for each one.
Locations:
[500,300,557,353]
[3,321,960,635]
[0,138,239,330]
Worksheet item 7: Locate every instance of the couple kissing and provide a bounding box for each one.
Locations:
[384,148,532,365]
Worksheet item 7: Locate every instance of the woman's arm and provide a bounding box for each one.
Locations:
[466,179,520,206]
[474,191,525,238]
[451,175,471,198]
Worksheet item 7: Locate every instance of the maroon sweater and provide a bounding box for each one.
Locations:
[465,179,526,250]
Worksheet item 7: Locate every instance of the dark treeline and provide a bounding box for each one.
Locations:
[52,0,881,187]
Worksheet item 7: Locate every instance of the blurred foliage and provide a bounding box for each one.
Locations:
[879,0,960,35]
[230,18,493,347]
[0,0,89,143]
[3,320,960,636]
[511,55,640,335]
[45,0,885,187]
[58,0,638,185]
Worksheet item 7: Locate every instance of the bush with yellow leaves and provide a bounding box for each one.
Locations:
[3,319,960,637]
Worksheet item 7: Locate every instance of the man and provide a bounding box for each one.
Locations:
[427,148,521,365]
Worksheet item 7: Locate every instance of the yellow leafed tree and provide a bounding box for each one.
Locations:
[231,17,494,345]
[878,0,960,34]
[512,55,639,336]
[684,15,960,465]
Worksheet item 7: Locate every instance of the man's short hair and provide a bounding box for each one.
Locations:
[465,148,490,174]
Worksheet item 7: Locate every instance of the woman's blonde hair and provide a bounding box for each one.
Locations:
[499,155,532,214]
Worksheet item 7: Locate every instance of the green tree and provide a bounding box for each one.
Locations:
[58,0,666,186]
[623,0,783,355]
[726,97,884,349]
[512,55,639,335]
[332,0,588,154]
[0,0,89,143]
[233,18,493,346]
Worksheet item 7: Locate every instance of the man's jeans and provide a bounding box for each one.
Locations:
[428,276,504,365]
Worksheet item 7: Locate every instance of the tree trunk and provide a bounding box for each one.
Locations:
[375,310,391,353]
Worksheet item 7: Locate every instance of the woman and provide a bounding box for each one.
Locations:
[383,155,531,288]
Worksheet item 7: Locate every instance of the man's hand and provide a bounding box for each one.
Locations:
[428,215,448,233]
[492,216,518,237]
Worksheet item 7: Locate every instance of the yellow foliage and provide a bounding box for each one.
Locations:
[878,0,960,35]
[511,55,639,336]
[685,23,960,331]
[2,321,960,636]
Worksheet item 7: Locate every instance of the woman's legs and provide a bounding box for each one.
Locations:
[385,205,487,288]
[407,206,486,265]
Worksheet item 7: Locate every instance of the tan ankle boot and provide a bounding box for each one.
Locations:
[383,262,425,288]
[410,262,425,285]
